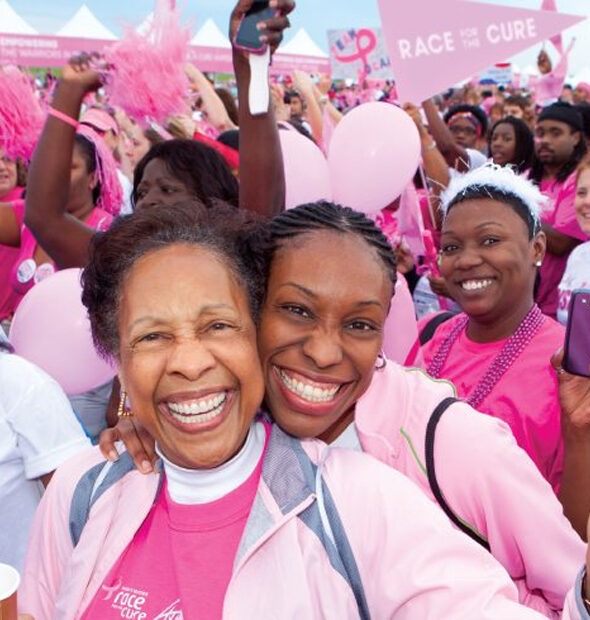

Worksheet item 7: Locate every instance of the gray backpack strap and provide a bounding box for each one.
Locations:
[295,447,371,620]
[69,452,135,547]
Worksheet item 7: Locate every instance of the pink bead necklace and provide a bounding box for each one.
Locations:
[426,305,545,410]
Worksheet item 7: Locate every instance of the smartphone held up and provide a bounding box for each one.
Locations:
[234,1,278,54]
[563,289,590,378]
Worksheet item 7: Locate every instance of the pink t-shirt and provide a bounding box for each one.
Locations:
[537,173,586,318]
[420,314,565,491]
[82,448,265,619]
[0,187,25,321]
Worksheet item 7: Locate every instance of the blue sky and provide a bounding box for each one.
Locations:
[10,0,590,75]
[14,0,381,42]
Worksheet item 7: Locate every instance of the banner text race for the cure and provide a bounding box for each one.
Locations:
[377,0,585,104]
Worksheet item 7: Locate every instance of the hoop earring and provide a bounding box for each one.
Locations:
[375,351,387,371]
[117,391,133,418]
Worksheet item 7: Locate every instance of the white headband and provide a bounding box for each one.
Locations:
[441,164,545,231]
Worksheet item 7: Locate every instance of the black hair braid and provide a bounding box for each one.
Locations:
[258,201,397,288]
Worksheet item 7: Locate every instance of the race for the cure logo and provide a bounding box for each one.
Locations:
[398,19,538,59]
[103,581,148,619]
[377,0,585,104]
[100,579,184,619]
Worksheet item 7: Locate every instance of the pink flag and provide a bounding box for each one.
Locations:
[377,0,585,104]
[541,0,563,54]
[397,182,426,258]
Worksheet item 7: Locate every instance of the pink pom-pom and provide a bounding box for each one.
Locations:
[103,0,191,127]
[77,124,122,216]
[0,66,45,161]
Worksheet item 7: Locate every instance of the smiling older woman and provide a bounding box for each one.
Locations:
[18,201,554,619]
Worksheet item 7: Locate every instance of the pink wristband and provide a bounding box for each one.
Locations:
[48,107,79,129]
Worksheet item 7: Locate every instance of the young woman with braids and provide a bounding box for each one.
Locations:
[103,199,584,618]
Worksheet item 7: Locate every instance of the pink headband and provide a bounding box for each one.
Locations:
[447,111,483,138]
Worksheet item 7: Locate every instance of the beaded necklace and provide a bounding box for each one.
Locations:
[426,304,545,410]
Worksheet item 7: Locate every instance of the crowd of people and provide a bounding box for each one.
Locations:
[2,0,590,617]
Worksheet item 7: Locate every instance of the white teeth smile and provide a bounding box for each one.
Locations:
[461,279,493,291]
[279,369,341,403]
[166,392,227,424]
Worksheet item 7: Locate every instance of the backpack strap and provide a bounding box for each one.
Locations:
[69,452,135,547]
[419,311,457,345]
[425,397,491,551]
[294,445,371,620]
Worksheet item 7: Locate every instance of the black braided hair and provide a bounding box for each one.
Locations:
[252,201,397,298]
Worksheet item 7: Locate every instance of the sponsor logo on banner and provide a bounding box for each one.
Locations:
[328,28,393,81]
[376,0,585,103]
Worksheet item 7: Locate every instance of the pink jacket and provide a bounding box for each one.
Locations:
[354,362,585,617]
[21,426,550,619]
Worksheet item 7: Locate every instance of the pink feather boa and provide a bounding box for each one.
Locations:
[103,0,191,127]
[0,66,45,161]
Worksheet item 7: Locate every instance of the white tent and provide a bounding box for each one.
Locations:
[0,0,37,34]
[191,18,230,48]
[280,28,327,58]
[135,13,153,36]
[57,4,117,40]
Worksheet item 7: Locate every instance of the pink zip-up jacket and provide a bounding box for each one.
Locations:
[354,362,585,618]
[21,426,551,619]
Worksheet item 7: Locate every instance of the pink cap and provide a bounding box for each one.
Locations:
[80,107,119,136]
[576,82,590,98]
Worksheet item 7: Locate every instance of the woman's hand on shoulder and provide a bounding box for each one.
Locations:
[99,417,157,474]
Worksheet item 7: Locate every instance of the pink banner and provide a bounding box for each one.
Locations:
[0,32,330,75]
[377,0,585,104]
[0,33,112,67]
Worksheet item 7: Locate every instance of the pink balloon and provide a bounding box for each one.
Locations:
[9,268,115,395]
[328,102,421,215]
[382,274,419,365]
[279,129,332,209]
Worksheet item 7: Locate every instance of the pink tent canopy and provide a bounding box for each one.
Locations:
[0,32,330,74]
